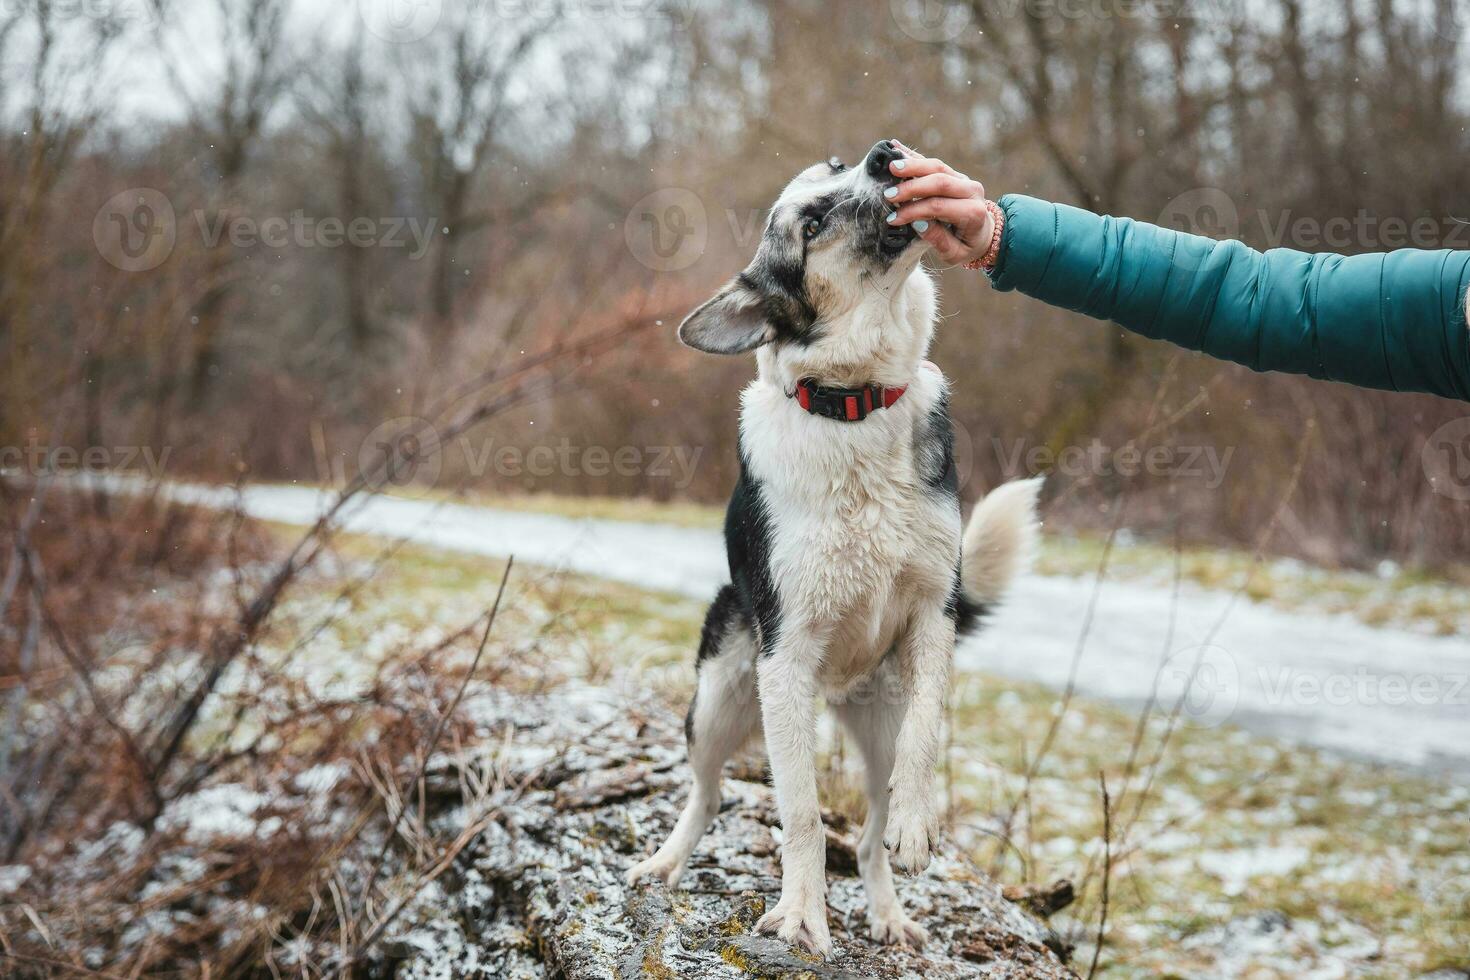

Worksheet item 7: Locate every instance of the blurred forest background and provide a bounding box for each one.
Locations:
[3,0,1469,569]
[4,2,1470,975]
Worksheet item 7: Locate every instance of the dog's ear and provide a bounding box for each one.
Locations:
[677,278,773,355]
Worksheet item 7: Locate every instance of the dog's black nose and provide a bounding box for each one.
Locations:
[864,139,903,179]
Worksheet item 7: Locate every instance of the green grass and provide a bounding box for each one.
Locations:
[279,527,1470,978]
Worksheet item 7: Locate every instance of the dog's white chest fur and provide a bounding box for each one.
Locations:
[740,366,960,692]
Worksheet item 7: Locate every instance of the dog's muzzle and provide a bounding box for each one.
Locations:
[865,139,916,257]
[878,220,917,257]
[864,139,903,182]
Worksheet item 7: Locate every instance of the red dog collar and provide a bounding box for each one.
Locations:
[791,377,907,422]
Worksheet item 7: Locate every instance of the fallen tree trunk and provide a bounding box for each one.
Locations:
[386,686,1077,978]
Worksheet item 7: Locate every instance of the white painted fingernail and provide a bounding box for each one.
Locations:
[883,186,898,199]
[914,220,929,232]
[886,212,899,223]
[892,159,907,171]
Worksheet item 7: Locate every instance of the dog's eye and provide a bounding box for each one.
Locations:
[802,216,823,240]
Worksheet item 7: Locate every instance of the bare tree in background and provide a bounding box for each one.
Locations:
[152,0,293,404]
[298,22,382,352]
[401,3,555,338]
[959,1,1212,453]
[0,2,126,441]
[0,0,1464,566]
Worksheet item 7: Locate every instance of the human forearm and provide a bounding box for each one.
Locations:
[986,194,1470,400]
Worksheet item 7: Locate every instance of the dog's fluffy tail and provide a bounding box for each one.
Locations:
[959,477,1044,617]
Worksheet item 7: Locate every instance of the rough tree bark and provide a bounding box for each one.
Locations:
[386,686,1077,979]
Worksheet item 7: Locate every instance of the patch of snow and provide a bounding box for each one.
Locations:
[294,762,350,794]
[161,784,268,842]
[0,865,32,894]
[75,822,145,868]
[1140,830,1196,855]
[1196,846,1312,896]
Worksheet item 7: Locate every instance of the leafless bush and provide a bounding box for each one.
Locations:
[5,0,1466,569]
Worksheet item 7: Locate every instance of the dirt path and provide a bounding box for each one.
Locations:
[109,478,1470,778]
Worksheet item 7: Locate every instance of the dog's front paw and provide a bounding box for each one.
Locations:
[883,793,938,874]
[755,888,832,959]
[625,851,687,889]
[869,907,929,948]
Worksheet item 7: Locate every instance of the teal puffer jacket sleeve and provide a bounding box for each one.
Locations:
[987,194,1470,402]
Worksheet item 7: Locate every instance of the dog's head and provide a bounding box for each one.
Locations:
[678,140,934,380]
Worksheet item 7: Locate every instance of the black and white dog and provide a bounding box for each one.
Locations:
[627,140,1042,958]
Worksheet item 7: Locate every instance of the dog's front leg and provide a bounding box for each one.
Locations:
[884,606,955,874]
[754,632,832,959]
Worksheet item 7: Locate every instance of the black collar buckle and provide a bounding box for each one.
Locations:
[793,378,886,422]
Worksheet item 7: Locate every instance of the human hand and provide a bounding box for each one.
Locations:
[883,141,999,268]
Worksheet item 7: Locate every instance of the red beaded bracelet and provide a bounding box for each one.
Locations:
[963,199,1005,271]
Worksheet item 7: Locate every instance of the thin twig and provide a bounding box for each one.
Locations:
[1086,772,1112,980]
[348,558,514,940]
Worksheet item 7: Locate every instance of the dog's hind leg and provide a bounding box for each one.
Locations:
[834,677,929,949]
[627,586,758,888]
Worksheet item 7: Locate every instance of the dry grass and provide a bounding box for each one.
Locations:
[0,487,526,976]
[6,485,1466,977]
[0,478,704,976]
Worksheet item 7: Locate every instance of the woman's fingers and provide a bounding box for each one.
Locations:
[917,222,973,265]
[885,172,981,205]
[887,154,954,180]
[888,144,985,200]
[891,140,958,175]
[887,195,987,229]
[887,141,990,264]
[891,139,925,161]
